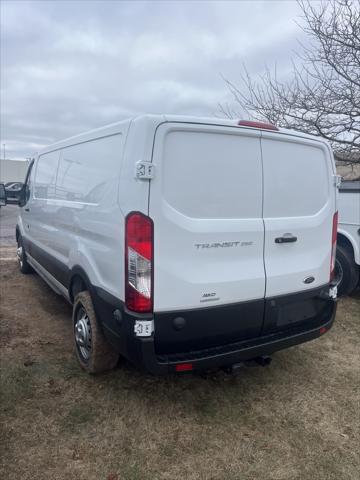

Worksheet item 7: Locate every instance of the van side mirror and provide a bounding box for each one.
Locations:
[0,183,7,206]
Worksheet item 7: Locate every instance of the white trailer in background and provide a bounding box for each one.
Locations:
[336,181,360,296]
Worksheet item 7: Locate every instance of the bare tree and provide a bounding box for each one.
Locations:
[220,0,360,165]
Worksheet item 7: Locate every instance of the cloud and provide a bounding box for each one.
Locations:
[1,0,308,159]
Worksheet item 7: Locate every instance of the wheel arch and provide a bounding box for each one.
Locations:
[68,266,110,343]
[337,231,355,260]
[68,266,94,304]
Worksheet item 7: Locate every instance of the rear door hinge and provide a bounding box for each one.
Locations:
[135,161,155,180]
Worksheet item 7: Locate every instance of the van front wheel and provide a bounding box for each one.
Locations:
[73,291,119,373]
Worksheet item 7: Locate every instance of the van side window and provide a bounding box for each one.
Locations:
[34,151,60,199]
[56,134,122,203]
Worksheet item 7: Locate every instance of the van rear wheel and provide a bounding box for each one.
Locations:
[335,245,359,297]
[73,291,119,373]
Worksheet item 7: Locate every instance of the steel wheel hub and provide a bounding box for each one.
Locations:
[75,308,92,361]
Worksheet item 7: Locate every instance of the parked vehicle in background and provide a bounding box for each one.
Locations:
[0,183,6,207]
[5,182,24,204]
[0,115,339,374]
[335,180,360,296]
[5,182,23,189]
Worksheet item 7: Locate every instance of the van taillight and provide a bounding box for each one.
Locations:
[330,211,338,281]
[125,212,153,313]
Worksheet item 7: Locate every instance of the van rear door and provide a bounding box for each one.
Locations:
[261,132,336,333]
[149,123,265,354]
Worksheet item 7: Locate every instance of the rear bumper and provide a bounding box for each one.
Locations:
[93,287,337,375]
[149,306,336,374]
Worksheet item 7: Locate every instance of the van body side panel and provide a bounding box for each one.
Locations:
[26,131,131,300]
[54,134,125,298]
[149,123,266,349]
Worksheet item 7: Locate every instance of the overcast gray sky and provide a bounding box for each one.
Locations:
[1,0,308,159]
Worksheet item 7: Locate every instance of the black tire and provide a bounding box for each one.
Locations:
[73,291,119,373]
[335,244,359,297]
[17,236,33,274]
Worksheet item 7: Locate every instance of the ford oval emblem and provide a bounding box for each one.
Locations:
[303,276,315,284]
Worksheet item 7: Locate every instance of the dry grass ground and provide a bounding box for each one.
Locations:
[0,246,359,480]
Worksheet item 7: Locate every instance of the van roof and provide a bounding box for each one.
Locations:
[35,114,330,156]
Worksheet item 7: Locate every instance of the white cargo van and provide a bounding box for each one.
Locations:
[3,116,339,374]
[335,180,360,296]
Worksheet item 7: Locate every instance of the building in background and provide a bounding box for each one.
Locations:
[0,159,30,183]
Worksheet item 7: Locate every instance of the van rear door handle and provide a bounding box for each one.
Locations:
[275,234,297,244]
[24,208,30,212]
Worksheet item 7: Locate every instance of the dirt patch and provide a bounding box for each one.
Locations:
[0,252,359,480]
